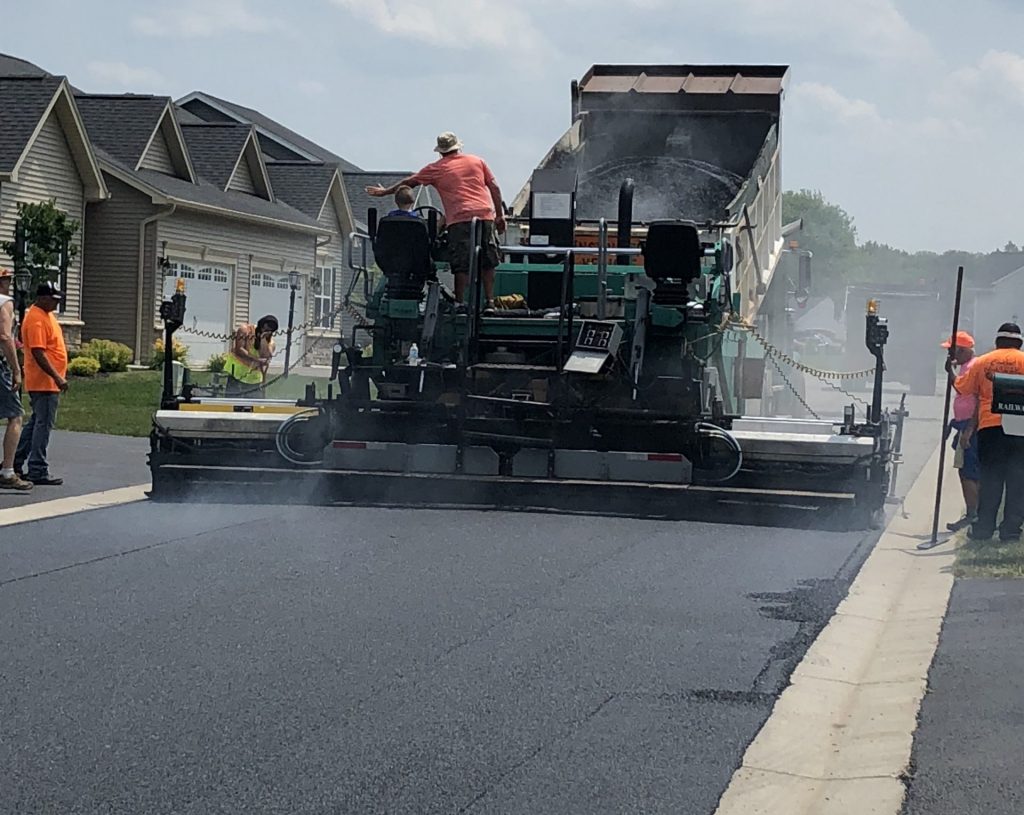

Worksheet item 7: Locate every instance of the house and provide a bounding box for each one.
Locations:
[75,93,330,365]
[0,68,108,348]
[972,265,1024,349]
[176,91,362,169]
[265,160,357,364]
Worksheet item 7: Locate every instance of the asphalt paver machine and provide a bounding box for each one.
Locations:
[148,64,897,530]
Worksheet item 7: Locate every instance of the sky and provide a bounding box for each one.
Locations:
[3,0,1024,253]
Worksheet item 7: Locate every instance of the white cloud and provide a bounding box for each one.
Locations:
[329,0,542,53]
[133,0,281,38]
[791,81,978,147]
[949,49,1024,106]
[87,61,165,90]
[792,82,885,126]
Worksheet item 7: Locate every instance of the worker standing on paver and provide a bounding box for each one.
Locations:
[365,132,506,309]
[14,282,68,486]
[942,331,979,531]
[0,268,32,491]
[954,322,1024,542]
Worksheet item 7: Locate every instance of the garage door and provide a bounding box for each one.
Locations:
[165,260,232,366]
[249,271,306,364]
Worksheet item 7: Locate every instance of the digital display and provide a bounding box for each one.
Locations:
[575,321,622,353]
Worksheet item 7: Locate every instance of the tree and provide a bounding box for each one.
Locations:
[782,189,858,300]
[0,199,80,291]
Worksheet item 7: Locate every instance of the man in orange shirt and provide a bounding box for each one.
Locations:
[365,132,506,309]
[954,322,1024,542]
[14,282,68,486]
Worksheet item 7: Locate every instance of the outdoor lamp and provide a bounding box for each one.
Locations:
[288,269,301,290]
[14,269,32,294]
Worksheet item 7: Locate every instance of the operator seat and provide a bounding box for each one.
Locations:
[642,220,703,306]
[372,215,436,300]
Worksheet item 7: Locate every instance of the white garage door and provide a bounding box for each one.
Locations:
[165,260,233,366]
[249,271,306,364]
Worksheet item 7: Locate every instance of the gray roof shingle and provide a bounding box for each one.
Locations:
[179,123,251,189]
[265,161,337,219]
[342,171,443,231]
[179,91,362,172]
[0,53,50,77]
[0,76,62,172]
[74,94,169,168]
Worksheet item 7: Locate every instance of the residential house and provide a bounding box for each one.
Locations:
[0,68,108,347]
[972,265,1024,348]
[75,94,330,365]
[265,160,356,363]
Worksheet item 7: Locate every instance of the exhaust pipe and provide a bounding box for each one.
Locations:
[617,178,634,266]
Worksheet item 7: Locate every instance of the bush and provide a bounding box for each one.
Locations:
[149,338,189,369]
[67,356,101,377]
[79,338,133,373]
[207,352,227,373]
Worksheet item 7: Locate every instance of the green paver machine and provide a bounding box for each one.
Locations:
[148,64,897,529]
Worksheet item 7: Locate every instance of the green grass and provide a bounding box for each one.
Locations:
[954,536,1024,579]
[22,370,331,438]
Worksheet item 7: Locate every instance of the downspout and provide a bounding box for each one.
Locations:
[135,204,176,364]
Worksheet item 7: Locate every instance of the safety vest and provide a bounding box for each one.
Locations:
[224,345,264,384]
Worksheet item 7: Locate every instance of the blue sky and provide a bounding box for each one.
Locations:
[4,0,1024,253]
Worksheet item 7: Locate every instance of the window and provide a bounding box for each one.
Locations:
[214,269,228,284]
[197,267,213,281]
[276,276,290,290]
[170,261,195,279]
[314,266,335,328]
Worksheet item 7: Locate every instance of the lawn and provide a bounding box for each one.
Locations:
[955,536,1024,579]
[22,370,332,438]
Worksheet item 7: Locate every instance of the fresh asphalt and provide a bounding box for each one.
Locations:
[0,386,946,814]
[902,579,1024,815]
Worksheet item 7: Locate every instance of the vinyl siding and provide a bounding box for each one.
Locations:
[154,210,315,336]
[138,128,177,175]
[81,174,159,350]
[0,109,86,322]
[227,153,258,195]
[317,195,347,320]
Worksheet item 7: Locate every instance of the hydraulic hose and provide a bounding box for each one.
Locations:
[694,422,743,483]
[275,408,329,467]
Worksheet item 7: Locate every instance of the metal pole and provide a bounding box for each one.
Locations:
[284,285,296,378]
[597,218,608,320]
[920,265,965,550]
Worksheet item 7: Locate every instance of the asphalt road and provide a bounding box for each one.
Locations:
[0,430,150,506]
[0,387,947,814]
[903,580,1024,815]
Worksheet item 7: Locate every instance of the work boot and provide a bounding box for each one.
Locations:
[947,513,977,532]
[28,475,63,486]
[0,472,33,491]
[1000,531,1022,544]
[968,526,993,542]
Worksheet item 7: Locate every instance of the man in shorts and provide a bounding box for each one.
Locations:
[0,268,31,490]
[365,132,506,309]
[941,331,978,530]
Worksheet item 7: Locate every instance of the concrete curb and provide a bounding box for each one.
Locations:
[0,485,149,528]
[714,443,961,814]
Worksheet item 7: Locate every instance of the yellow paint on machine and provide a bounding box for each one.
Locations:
[176,403,308,415]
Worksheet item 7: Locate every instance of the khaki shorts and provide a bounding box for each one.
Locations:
[446,220,501,277]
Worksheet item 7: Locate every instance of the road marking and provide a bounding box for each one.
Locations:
[714,442,961,815]
[0,485,150,528]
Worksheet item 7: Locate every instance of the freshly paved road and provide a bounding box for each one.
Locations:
[0,387,946,814]
[903,579,1024,815]
[0,430,150,507]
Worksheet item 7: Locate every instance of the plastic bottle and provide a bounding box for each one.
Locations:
[408,343,419,366]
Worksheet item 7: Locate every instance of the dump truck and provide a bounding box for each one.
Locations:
[147,64,898,530]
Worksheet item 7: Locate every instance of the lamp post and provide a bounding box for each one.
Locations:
[14,269,33,330]
[284,269,300,378]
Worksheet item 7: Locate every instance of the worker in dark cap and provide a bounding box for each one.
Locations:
[224,314,278,397]
[954,322,1024,542]
[13,281,68,486]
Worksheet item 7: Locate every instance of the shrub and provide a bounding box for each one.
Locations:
[79,338,133,373]
[207,352,227,373]
[149,338,189,369]
[68,356,100,377]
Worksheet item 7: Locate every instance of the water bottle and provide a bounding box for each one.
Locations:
[408,343,419,366]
